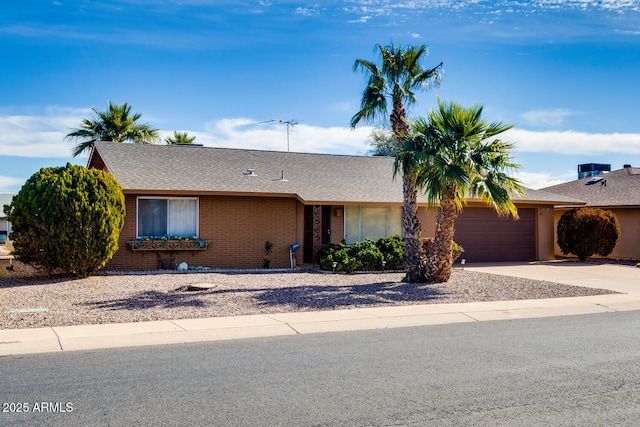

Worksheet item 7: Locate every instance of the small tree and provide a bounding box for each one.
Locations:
[557,208,620,261]
[4,164,125,276]
[262,240,274,268]
[366,128,397,157]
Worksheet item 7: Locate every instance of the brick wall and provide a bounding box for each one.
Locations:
[106,194,299,271]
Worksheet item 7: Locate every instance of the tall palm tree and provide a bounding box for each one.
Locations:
[403,98,524,282]
[66,101,160,157]
[351,43,443,283]
[165,131,196,145]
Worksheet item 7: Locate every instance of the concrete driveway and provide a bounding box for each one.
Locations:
[465,261,640,296]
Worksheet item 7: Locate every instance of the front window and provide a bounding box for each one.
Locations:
[137,197,198,238]
[344,206,402,245]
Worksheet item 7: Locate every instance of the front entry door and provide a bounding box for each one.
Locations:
[303,205,331,264]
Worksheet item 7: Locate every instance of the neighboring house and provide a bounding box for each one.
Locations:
[542,165,640,259]
[0,193,14,244]
[87,142,580,270]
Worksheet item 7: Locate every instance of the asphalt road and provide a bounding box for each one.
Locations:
[2,311,640,426]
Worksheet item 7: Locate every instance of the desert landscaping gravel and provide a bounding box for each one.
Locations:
[0,265,617,330]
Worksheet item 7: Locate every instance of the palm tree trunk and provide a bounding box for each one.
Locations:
[391,98,426,283]
[402,171,425,283]
[425,187,459,282]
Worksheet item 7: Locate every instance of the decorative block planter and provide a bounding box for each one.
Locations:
[128,238,207,252]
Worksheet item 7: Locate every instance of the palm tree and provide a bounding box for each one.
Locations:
[351,43,443,283]
[165,131,196,145]
[66,101,160,157]
[403,98,524,282]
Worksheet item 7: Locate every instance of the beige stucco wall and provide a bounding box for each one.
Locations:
[536,206,556,260]
[329,206,345,244]
[553,207,640,259]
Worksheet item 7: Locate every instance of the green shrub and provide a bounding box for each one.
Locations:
[262,240,274,268]
[318,242,341,271]
[318,241,360,273]
[376,235,404,270]
[319,235,404,273]
[557,208,620,261]
[350,239,384,271]
[4,164,125,276]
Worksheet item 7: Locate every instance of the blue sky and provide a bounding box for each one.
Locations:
[2,0,640,193]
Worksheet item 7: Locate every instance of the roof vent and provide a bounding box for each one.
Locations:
[279,170,288,182]
[624,164,632,169]
[586,176,604,185]
[244,169,257,176]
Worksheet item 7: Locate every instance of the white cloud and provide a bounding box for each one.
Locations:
[505,128,640,155]
[5,108,640,191]
[201,118,372,154]
[295,6,322,16]
[0,110,373,159]
[515,169,576,189]
[342,0,640,13]
[0,107,90,158]
[347,15,371,23]
[522,108,578,126]
[0,176,26,193]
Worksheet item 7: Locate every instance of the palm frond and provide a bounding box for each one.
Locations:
[66,101,160,156]
[351,43,443,130]
[404,97,522,216]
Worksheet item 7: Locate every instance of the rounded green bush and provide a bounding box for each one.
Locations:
[318,241,360,273]
[350,239,384,271]
[376,235,404,270]
[4,164,125,276]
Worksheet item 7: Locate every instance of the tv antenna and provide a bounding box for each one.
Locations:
[270,119,298,152]
[249,119,300,152]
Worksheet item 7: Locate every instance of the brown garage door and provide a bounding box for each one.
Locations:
[453,208,536,262]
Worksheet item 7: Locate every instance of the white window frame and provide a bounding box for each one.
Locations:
[344,205,402,244]
[136,197,199,238]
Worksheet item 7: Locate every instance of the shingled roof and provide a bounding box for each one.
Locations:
[542,166,640,208]
[88,142,578,205]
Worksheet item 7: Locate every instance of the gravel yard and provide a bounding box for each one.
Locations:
[0,263,617,330]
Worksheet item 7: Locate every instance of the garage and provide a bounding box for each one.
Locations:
[453,207,536,262]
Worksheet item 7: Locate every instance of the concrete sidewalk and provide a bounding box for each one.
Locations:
[2,262,639,356]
